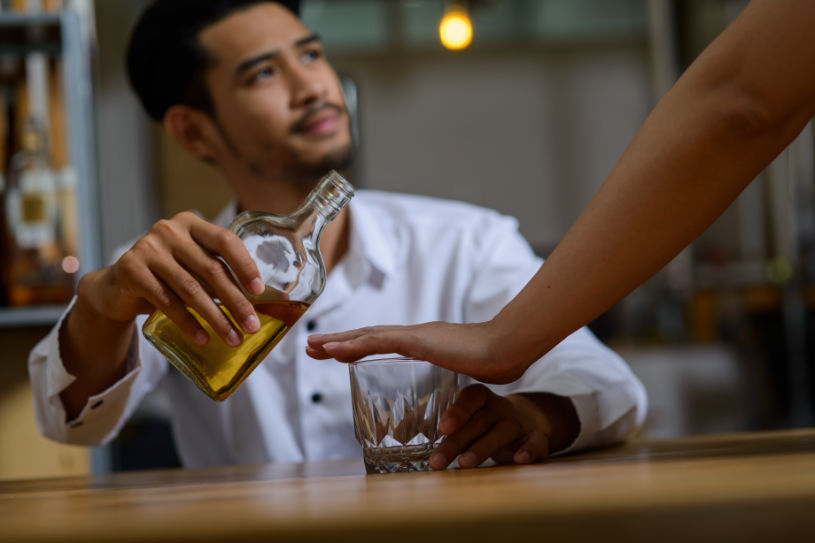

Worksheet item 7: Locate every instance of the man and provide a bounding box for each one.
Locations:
[29,0,646,470]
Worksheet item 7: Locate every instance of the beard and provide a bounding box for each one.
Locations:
[212,113,355,190]
[284,102,355,187]
[286,139,355,187]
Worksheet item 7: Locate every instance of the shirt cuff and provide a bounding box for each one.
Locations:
[63,330,142,445]
[508,375,637,456]
[29,298,144,445]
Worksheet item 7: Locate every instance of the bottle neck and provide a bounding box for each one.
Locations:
[227,170,355,248]
[290,170,354,247]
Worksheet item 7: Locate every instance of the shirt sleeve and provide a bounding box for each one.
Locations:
[27,297,167,446]
[460,212,647,453]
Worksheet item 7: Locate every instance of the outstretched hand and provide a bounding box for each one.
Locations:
[306,321,527,384]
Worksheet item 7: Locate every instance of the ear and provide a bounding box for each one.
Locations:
[163,105,218,161]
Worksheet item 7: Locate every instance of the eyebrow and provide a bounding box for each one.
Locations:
[235,33,322,77]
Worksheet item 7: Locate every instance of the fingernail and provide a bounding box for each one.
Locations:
[459,452,477,467]
[429,453,446,469]
[226,330,241,347]
[322,341,340,352]
[195,330,210,345]
[516,450,532,464]
[243,314,260,333]
[250,278,265,295]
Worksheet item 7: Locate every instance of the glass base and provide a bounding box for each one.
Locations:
[362,444,434,474]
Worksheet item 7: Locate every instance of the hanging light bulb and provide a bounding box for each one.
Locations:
[439,4,473,51]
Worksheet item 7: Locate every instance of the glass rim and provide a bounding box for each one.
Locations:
[349,357,459,378]
[350,356,420,365]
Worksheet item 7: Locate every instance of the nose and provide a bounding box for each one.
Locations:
[288,62,326,108]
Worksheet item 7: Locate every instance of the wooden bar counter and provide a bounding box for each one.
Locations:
[2,428,815,542]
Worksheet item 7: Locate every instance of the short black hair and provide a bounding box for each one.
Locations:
[126,0,301,122]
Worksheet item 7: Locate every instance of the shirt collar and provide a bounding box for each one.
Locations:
[214,192,397,288]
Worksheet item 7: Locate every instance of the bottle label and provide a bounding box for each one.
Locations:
[21,193,46,223]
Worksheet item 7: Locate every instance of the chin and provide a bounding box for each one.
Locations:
[313,140,355,172]
[288,142,355,185]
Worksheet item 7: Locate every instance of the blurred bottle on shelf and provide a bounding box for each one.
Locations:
[0,83,11,306]
[0,171,9,309]
[0,1,78,307]
[3,116,74,305]
[7,0,63,13]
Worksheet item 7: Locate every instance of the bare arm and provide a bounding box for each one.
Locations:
[493,0,815,368]
[308,0,815,381]
[58,212,264,420]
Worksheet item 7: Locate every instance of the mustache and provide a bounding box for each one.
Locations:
[290,103,346,133]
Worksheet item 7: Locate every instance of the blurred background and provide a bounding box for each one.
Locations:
[1,0,813,480]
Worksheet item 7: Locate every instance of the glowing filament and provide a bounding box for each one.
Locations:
[439,7,473,50]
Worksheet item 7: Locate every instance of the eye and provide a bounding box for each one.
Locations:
[249,65,275,84]
[302,48,322,64]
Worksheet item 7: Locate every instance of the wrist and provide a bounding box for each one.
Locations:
[487,310,557,382]
[512,392,580,454]
[70,271,136,345]
[75,268,138,325]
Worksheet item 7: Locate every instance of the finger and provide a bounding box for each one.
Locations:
[172,241,260,334]
[114,250,208,342]
[307,325,414,347]
[304,345,332,359]
[512,431,550,465]
[185,214,264,296]
[439,384,490,435]
[430,398,499,469]
[320,328,426,362]
[138,275,211,346]
[150,257,243,347]
[458,418,521,468]
[307,327,371,349]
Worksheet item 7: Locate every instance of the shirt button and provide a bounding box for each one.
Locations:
[305,320,317,332]
[311,392,324,404]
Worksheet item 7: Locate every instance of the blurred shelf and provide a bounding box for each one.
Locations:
[0,304,65,327]
[0,12,61,25]
[0,12,62,54]
[0,8,100,329]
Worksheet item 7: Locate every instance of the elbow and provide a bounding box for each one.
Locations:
[710,70,814,145]
[714,88,777,142]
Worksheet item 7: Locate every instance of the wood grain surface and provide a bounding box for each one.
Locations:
[2,428,814,542]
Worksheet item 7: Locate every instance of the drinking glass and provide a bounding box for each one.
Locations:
[349,357,459,474]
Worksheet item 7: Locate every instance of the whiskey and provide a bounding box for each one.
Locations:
[140,170,353,400]
[143,300,309,401]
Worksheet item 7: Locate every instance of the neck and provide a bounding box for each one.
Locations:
[234,176,311,216]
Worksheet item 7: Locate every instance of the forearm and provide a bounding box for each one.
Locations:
[493,0,815,368]
[59,270,136,420]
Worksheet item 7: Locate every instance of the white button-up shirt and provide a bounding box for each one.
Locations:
[29,190,647,467]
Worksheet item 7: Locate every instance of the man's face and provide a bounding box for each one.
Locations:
[198,2,352,184]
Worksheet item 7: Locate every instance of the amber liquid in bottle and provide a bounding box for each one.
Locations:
[142,300,309,401]
[143,170,354,400]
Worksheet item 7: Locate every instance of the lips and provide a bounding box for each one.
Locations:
[291,105,344,137]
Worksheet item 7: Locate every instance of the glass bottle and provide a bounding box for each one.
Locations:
[142,170,355,401]
[3,117,73,306]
